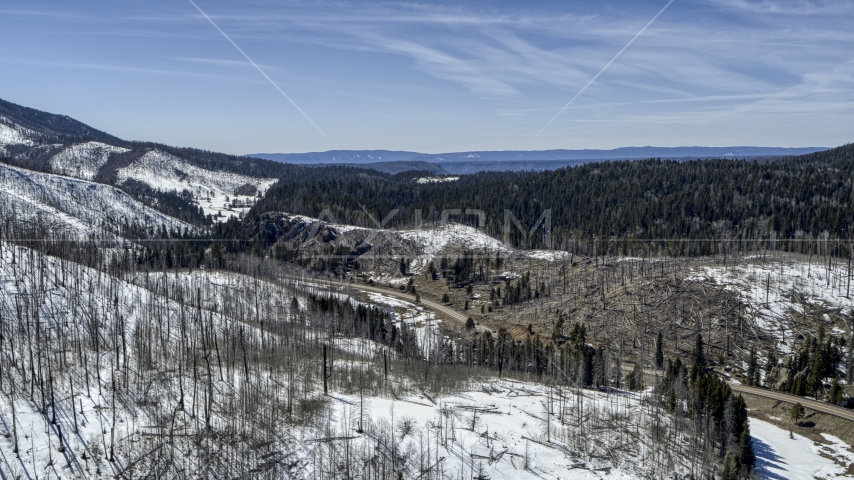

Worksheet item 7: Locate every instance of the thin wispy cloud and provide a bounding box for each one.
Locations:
[2,0,851,153]
[169,56,295,76]
[708,0,854,15]
[187,0,337,148]
[530,0,676,142]
[0,57,267,84]
[365,35,521,96]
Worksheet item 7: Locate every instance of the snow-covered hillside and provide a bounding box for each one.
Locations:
[0,243,827,479]
[0,162,190,239]
[0,245,165,477]
[49,141,129,180]
[0,115,35,154]
[688,257,854,352]
[398,223,511,273]
[116,149,277,220]
[0,236,686,479]
[1,114,278,222]
[0,245,307,478]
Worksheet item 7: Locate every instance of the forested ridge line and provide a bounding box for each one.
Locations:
[248,143,854,254]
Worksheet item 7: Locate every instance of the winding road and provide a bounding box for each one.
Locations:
[308,278,490,333]
[728,384,854,421]
[319,277,854,422]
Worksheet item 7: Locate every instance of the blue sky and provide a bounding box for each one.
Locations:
[1,0,852,154]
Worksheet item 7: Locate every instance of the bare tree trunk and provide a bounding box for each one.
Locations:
[323,344,329,396]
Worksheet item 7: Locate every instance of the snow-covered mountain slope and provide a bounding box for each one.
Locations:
[116,149,278,220]
[688,258,854,354]
[0,245,159,477]
[0,115,36,154]
[0,107,281,224]
[0,245,307,478]
[0,162,190,239]
[49,141,129,180]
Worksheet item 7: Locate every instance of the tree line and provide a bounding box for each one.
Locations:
[248,143,854,256]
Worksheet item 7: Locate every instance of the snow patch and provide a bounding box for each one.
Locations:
[399,223,510,274]
[750,418,852,479]
[416,176,459,184]
[526,250,571,261]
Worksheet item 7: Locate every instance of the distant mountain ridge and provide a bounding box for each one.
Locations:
[249,146,828,165]
[0,97,118,142]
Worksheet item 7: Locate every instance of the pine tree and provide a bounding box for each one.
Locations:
[690,334,706,381]
[465,318,475,331]
[655,331,664,369]
[738,420,756,473]
[552,318,565,341]
[829,376,843,405]
[746,348,758,386]
[807,351,823,398]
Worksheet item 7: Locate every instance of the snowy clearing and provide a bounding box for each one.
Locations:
[751,418,854,479]
[327,379,685,479]
[0,116,35,148]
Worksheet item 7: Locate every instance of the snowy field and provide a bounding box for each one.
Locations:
[326,380,687,479]
[751,418,854,479]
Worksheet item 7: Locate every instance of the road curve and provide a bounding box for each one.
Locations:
[635,367,854,422]
[323,280,490,333]
[350,283,468,323]
[729,384,854,422]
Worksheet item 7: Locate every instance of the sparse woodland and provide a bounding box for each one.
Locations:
[0,217,760,478]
